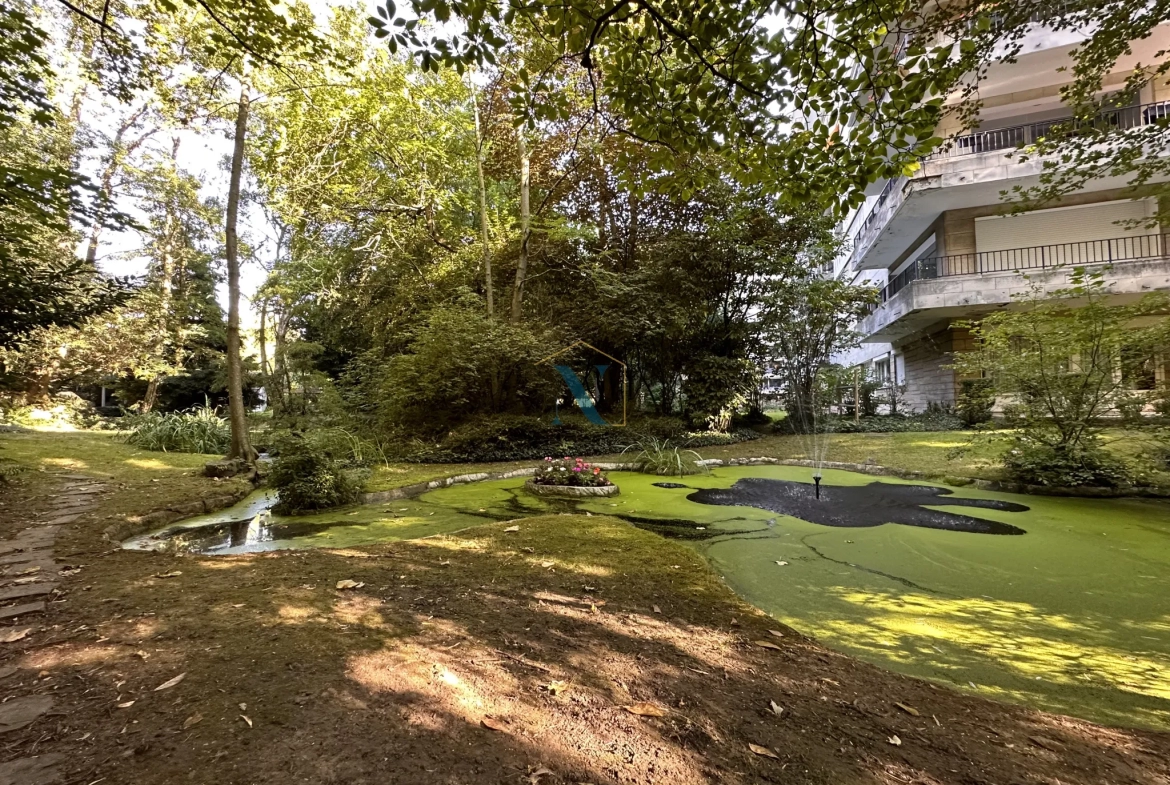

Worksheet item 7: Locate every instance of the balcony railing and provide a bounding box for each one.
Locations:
[852,176,907,264]
[931,101,1170,160]
[869,234,1166,310]
[848,102,1170,268]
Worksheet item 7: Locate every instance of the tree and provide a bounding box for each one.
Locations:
[952,270,1170,487]
[760,232,876,432]
[0,3,132,348]
[372,0,1170,218]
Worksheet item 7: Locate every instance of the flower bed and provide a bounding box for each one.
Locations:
[526,457,619,497]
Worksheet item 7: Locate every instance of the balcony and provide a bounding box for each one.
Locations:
[859,234,1170,342]
[849,101,1170,270]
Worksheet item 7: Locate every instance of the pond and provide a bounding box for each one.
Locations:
[125,465,1170,730]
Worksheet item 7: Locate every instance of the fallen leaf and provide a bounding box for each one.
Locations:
[481,717,508,732]
[895,702,920,717]
[117,701,135,709]
[154,672,186,691]
[540,561,554,568]
[769,700,784,716]
[768,629,785,639]
[134,650,149,660]
[887,735,902,746]
[154,570,182,578]
[543,680,569,696]
[652,605,662,613]
[527,766,554,784]
[239,703,247,711]
[240,714,252,727]
[748,743,779,759]
[0,627,32,643]
[521,547,535,553]
[624,702,667,717]
[774,560,789,566]
[335,580,365,590]
[182,713,203,730]
[503,525,520,533]
[753,640,782,651]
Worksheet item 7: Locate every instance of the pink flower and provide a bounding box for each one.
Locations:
[573,466,582,472]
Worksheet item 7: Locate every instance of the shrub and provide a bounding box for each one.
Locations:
[268,435,365,514]
[782,411,965,434]
[532,457,613,487]
[1001,438,1132,488]
[956,379,994,426]
[124,404,231,453]
[405,414,760,463]
[622,437,708,476]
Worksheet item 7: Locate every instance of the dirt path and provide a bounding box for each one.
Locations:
[0,470,1168,784]
[0,472,106,784]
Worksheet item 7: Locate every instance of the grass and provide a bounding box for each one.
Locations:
[123,405,231,454]
[0,430,253,534]
[621,437,708,476]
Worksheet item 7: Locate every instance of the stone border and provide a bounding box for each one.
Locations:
[523,479,620,498]
[102,489,253,544]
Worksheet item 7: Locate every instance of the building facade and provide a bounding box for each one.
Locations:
[835,18,1170,412]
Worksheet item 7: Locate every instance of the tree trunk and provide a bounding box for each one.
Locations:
[510,131,530,324]
[225,79,257,462]
[473,87,494,317]
[142,376,161,412]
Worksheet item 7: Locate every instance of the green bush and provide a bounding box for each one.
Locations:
[781,411,965,434]
[1001,438,1132,488]
[268,435,365,514]
[405,414,760,463]
[124,404,231,453]
[956,379,995,426]
[622,437,708,476]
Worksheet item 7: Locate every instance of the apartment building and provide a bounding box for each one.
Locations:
[835,17,1170,411]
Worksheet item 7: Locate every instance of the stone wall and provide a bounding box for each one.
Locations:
[899,328,961,411]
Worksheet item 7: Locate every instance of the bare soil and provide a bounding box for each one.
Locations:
[1,468,1168,785]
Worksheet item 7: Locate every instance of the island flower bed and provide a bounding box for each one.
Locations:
[525,457,619,497]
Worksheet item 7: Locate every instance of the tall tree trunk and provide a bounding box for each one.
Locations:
[473,86,494,317]
[225,79,257,462]
[142,376,161,412]
[510,132,530,324]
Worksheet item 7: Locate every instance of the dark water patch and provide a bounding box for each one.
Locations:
[652,482,690,489]
[688,478,1028,535]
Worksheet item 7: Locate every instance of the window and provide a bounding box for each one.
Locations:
[1120,345,1158,391]
[873,358,891,384]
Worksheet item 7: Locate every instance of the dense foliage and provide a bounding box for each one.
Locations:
[268,435,366,514]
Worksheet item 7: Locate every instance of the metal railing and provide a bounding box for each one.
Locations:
[931,100,1170,160]
[852,176,907,263]
[849,101,1170,268]
[869,234,1166,311]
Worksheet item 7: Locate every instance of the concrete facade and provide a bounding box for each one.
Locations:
[830,24,1170,412]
